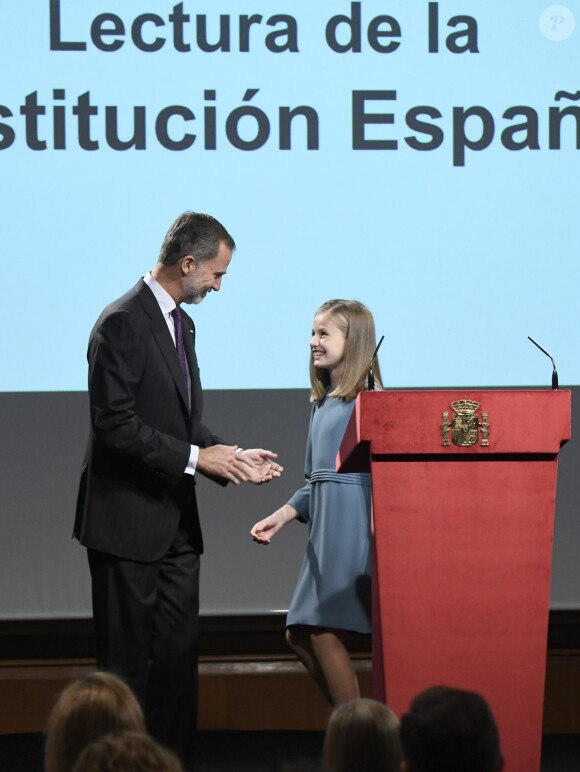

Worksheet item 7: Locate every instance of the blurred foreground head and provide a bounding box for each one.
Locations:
[72,731,183,772]
[400,686,504,772]
[323,697,402,772]
[44,670,145,772]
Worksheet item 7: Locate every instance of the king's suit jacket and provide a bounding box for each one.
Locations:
[74,279,222,562]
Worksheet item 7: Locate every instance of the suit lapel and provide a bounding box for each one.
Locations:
[136,281,190,413]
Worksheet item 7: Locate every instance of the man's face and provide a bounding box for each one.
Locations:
[181,241,232,305]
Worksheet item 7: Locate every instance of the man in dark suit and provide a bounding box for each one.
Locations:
[74,212,281,766]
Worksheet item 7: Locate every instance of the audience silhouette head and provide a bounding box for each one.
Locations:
[71,731,183,772]
[323,697,402,772]
[44,670,146,772]
[400,685,504,772]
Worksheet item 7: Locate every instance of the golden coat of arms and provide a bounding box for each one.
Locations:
[441,399,490,447]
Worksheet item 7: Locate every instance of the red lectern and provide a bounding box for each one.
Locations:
[337,390,571,772]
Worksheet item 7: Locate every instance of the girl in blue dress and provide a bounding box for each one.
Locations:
[251,299,383,705]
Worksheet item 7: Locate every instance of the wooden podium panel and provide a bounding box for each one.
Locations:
[338,390,571,772]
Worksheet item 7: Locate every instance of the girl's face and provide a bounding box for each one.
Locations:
[310,312,347,384]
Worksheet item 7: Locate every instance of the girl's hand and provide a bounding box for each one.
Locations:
[250,505,298,544]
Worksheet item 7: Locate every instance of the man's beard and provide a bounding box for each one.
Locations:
[182,271,210,305]
[184,287,207,305]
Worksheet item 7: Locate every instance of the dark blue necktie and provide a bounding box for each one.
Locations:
[171,306,191,402]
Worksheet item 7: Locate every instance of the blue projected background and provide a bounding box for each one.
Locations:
[0,1,578,391]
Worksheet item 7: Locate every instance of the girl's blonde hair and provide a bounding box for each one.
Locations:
[44,671,146,772]
[310,299,383,404]
[323,698,402,772]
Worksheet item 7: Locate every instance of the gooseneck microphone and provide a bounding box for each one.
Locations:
[367,335,385,391]
[528,336,559,390]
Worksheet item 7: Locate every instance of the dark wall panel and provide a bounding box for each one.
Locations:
[0,388,578,620]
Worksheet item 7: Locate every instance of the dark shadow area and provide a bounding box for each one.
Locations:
[3,731,580,772]
[0,733,44,772]
[0,731,325,772]
[541,735,580,772]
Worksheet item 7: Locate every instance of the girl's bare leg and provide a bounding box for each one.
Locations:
[286,625,360,706]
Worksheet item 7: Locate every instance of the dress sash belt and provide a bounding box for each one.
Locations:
[309,469,371,487]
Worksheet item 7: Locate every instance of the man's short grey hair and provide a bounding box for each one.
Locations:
[158,212,235,266]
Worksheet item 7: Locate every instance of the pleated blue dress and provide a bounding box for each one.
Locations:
[286,394,372,634]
